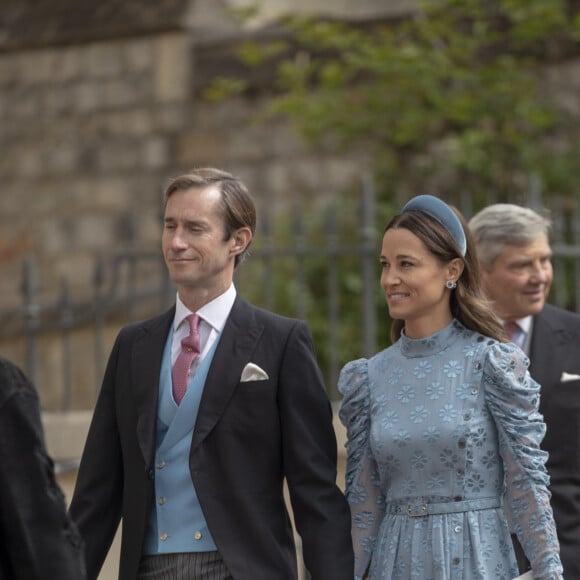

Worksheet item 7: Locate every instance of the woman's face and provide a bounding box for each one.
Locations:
[380,227,458,338]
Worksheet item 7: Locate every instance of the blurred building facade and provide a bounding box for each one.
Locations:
[0,0,406,310]
[0,0,414,402]
[2,0,580,403]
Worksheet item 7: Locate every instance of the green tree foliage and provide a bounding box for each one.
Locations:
[210,0,580,200]
[233,191,395,392]
[209,0,580,388]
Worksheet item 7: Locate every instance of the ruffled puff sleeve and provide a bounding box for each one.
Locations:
[483,342,563,580]
[338,358,384,580]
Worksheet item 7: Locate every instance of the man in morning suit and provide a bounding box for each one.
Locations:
[69,167,354,580]
[470,203,580,578]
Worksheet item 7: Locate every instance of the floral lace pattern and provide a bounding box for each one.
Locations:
[339,320,563,580]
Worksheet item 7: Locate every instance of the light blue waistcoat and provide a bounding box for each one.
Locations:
[143,328,221,554]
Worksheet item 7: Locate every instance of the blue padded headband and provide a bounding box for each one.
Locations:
[402,195,467,256]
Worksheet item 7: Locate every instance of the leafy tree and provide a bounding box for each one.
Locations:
[208,0,580,389]
[209,0,580,202]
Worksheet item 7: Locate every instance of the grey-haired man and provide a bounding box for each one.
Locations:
[470,204,580,578]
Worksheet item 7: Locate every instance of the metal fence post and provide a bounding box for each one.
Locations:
[21,256,39,386]
[361,173,377,358]
[59,276,73,410]
[326,206,340,398]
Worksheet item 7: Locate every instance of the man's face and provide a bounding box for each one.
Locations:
[480,234,553,321]
[162,186,237,298]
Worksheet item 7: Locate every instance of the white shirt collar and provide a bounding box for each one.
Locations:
[514,315,532,334]
[174,284,237,333]
[500,315,531,334]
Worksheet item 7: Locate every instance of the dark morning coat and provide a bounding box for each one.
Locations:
[0,357,86,580]
[69,295,354,580]
[529,303,580,578]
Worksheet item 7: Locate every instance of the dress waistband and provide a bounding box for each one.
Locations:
[385,497,502,517]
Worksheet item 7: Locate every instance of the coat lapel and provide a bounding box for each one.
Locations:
[190,297,264,453]
[529,305,571,387]
[133,308,174,466]
[529,310,551,382]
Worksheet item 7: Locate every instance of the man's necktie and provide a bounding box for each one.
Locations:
[172,314,201,405]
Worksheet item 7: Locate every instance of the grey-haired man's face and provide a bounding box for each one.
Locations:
[480,235,553,321]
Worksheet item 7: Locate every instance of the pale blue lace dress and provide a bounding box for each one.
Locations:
[339,320,563,580]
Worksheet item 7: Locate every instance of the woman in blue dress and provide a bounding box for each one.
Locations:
[339,195,563,580]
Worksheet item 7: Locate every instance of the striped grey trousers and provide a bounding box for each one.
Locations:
[137,551,233,580]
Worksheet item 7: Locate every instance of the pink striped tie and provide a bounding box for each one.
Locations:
[172,314,201,405]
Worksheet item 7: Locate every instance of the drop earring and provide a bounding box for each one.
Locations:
[445,280,457,289]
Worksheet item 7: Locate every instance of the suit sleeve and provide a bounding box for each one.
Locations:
[69,334,125,580]
[0,360,86,580]
[277,321,355,580]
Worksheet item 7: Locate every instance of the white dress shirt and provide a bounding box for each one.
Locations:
[172,284,236,374]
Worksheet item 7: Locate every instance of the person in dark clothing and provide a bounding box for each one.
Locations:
[0,356,86,580]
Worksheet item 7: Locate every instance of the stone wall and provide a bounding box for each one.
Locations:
[3,0,579,316]
[2,0,580,406]
[0,0,389,406]
[1,31,189,303]
[0,0,391,312]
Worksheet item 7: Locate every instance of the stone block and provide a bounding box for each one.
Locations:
[53,48,83,82]
[0,54,19,86]
[177,131,227,165]
[42,86,74,116]
[153,33,191,103]
[85,41,125,78]
[125,38,154,74]
[142,136,170,169]
[101,78,146,109]
[226,125,271,162]
[227,0,416,27]
[75,213,118,250]
[18,49,59,84]
[74,80,101,113]
[154,104,192,132]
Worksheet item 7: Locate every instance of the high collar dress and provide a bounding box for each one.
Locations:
[339,320,563,580]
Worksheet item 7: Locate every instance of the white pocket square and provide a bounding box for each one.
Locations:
[561,371,580,383]
[241,362,269,382]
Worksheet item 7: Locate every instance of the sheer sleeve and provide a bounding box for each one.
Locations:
[483,342,563,580]
[338,358,384,580]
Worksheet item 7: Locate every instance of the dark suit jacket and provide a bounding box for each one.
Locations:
[529,303,580,578]
[69,296,354,580]
[0,357,86,580]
